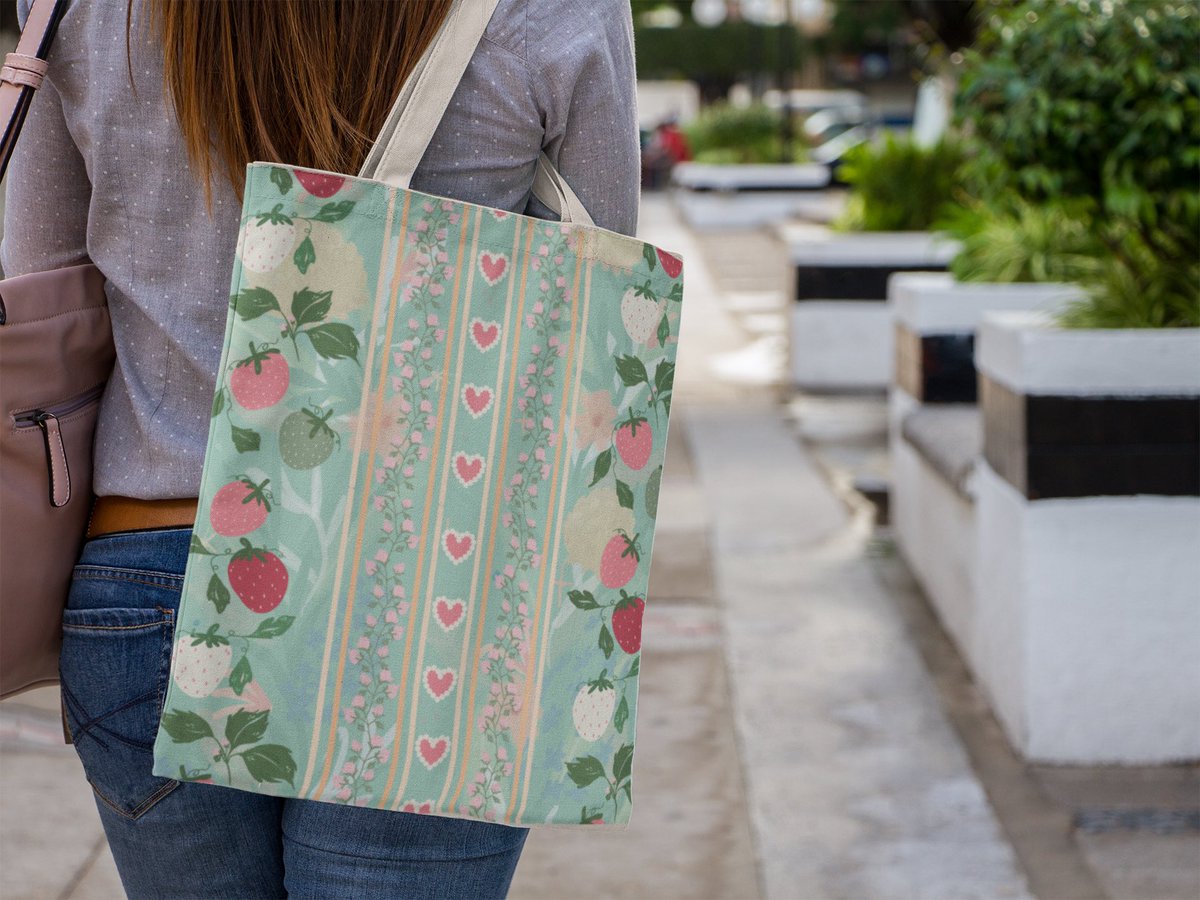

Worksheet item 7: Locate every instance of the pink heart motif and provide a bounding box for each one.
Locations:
[453,452,484,487]
[401,800,433,815]
[435,597,464,631]
[461,384,493,418]
[417,735,449,769]
[469,318,500,352]
[479,251,508,286]
[442,529,474,564]
[424,666,456,701]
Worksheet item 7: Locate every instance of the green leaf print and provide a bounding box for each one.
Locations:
[161,709,214,743]
[615,354,648,387]
[614,696,629,733]
[580,806,603,825]
[312,200,355,223]
[568,589,600,610]
[613,743,634,785]
[231,424,261,453]
[190,534,214,556]
[232,287,281,321]
[589,448,612,487]
[668,281,683,303]
[250,616,295,639]
[643,243,658,271]
[305,323,360,362]
[654,360,675,395]
[225,709,270,750]
[293,236,316,274]
[645,466,662,519]
[292,288,331,326]
[207,573,230,613]
[211,388,225,418]
[615,479,634,510]
[627,655,640,678]
[269,167,293,195]
[657,312,670,347]
[599,623,614,659]
[566,755,606,788]
[240,744,297,786]
[229,656,252,696]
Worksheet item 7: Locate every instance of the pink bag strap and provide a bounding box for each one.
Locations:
[0,0,68,180]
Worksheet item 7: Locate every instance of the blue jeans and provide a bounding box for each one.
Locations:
[60,526,528,899]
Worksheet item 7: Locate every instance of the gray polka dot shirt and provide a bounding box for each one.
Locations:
[0,0,640,499]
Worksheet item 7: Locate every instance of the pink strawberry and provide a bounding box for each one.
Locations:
[615,410,653,470]
[171,626,232,698]
[656,248,683,279]
[571,671,616,741]
[294,170,346,198]
[209,476,272,537]
[228,538,288,614]
[230,343,290,410]
[599,530,641,589]
[611,590,645,654]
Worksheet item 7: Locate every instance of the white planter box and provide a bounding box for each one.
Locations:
[969,312,1200,763]
[789,300,893,391]
[781,233,959,393]
[890,273,1083,335]
[978,311,1200,396]
[890,274,1082,404]
[671,163,832,230]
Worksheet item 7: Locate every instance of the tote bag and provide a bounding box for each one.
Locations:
[151,0,683,827]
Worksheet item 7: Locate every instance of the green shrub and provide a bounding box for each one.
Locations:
[683,103,807,164]
[954,0,1200,328]
[938,198,1103,284]
[834,134,965,232]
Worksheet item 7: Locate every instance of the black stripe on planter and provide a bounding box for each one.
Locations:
[796,264,946,301]
[981,376,1200,499]
[894,325,977,403]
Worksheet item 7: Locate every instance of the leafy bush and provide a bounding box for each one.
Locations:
[683,103,807,164]
[834,134,965,232]
[1058,232,1200,328]
[954,0,1200,328]
[939,198,1103,285]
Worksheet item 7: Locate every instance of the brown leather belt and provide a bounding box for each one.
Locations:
[87,495,200,539]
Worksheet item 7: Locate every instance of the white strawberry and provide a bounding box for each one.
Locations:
[171,626,233,698]
[572,672,616,742]
[620,286,664,345]
[240,204,296,274]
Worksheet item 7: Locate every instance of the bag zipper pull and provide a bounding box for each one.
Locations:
[32,411,72,508]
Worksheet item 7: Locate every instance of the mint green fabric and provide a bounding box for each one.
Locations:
[151,163,683,827]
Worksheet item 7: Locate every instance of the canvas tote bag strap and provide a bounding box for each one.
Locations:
[0,0,68,180]
[358,0,594,227]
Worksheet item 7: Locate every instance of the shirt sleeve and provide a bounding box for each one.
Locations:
[525,0,641,237]
[0,55,92,277]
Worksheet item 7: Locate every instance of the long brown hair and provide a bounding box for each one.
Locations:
[139,0,454,203]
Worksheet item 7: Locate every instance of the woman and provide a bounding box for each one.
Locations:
[0,0,639,896]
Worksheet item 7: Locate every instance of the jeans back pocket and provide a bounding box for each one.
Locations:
[61,580,181,819]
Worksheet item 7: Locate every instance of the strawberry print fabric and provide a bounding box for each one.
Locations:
[151,163,684,827]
